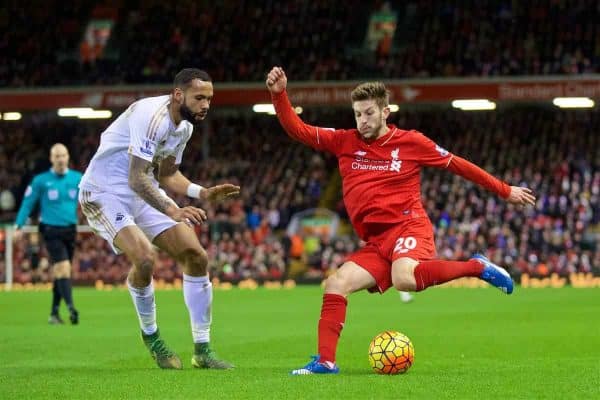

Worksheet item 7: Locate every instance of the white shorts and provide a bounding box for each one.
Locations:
[79,189,178,254]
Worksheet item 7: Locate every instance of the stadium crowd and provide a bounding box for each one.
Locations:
[1,0,599,284]
[1,106,598,284]
[2,1,599,87]
[1,112,334,284]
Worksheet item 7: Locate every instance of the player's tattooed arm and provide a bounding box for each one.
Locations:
[128,155,175,214]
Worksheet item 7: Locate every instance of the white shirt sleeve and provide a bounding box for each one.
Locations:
[174,143,187,164]
[127,102,168,162]
[173,125,193,164]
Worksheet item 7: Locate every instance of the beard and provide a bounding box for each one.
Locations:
[360,119,384,140]
[180,99,206,126]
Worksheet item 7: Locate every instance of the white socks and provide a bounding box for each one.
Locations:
[127,281,157,335]
[183,274,212,343]
[128,275,213,342]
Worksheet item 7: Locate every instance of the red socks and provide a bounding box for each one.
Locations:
[316,260,483,363]
[317,293,347,364]
[413,259,483,291]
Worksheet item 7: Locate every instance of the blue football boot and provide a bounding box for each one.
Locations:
[472,253,514,294]
[290,355,340,375]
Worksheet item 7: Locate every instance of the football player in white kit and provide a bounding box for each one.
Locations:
[79,68,240,370]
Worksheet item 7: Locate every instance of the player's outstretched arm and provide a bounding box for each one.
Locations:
[266,66,313,144]
[158,156,240,203]
[128,155,206,224]
[266,66,337,152]
[447,156,536,205]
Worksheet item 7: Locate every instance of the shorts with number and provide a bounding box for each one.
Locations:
[79,189,177,254]
[346,217,436,294]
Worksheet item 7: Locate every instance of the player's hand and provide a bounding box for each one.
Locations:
[166,205,207,225]
[507,186,536,206]
[266,66,287,94]
[200,184,241,203]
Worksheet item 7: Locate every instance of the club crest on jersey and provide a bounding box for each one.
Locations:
[390,148,402,172]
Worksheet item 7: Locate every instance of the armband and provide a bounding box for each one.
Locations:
[186,183,204,199]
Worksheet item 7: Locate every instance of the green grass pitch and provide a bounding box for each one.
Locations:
[1,286,599,399]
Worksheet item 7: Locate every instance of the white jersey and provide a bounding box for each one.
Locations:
[80,95,194,195]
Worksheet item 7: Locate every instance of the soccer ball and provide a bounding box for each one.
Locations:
[368,331,414,374]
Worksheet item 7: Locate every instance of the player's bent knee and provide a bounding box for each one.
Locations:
[324,273,351,295]
[127,242,156,266]
[179,247,208,276]
[392,258,418,291]
[392,277,415,292]
[392,269,415,291]
[132,251,157,277]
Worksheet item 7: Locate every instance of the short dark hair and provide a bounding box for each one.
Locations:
[174,68,212,89]
[351,82,389,109]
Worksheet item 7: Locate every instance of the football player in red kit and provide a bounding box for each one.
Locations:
[266,66,536,375]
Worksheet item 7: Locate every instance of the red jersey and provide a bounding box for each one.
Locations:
[272,90,511,240]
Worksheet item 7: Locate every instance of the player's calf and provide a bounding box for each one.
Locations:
[408,258,483,291]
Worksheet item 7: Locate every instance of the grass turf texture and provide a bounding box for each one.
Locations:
[1,286,599,399]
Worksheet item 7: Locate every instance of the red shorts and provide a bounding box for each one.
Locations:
[346,218,436,294]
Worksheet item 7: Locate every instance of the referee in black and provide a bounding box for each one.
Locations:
[14,143,82,324]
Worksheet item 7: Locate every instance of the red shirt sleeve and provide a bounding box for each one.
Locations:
[410,130,454,168]
[411,130,510,198]
[447,156,511,199]
[271,90,340,153]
